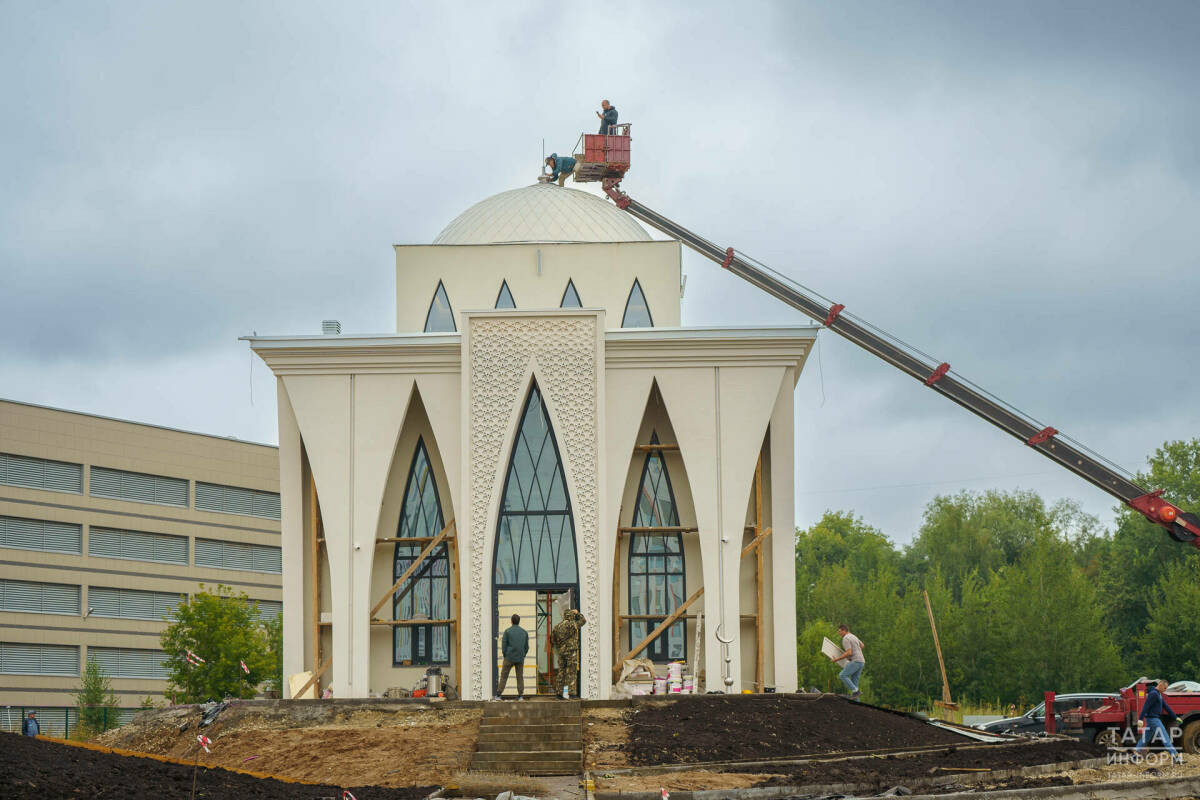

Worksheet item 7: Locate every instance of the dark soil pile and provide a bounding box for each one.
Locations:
[627,694,968,765]
[0,732,436,800]
[737,740,1103,789]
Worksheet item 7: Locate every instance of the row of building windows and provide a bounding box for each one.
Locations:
[0,514,281,573]
[0,453,280,520]
[423,278,654,332]
[0,642,168,679]
[0,579,281,622]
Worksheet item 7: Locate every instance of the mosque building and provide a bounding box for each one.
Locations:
[247,183,816,700]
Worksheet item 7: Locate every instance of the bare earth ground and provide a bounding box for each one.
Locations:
[596,770,783,791]
[95,703,480,788]
[583,707,631,771]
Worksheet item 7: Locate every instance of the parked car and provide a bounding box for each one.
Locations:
[976,693,1116,737]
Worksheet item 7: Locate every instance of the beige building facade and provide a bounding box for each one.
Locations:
[0,399,281,734]
[250,184,816,701]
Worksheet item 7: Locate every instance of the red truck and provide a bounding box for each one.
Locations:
[1061,681,1200,751]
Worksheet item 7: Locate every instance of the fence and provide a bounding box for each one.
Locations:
[0,705,137,738]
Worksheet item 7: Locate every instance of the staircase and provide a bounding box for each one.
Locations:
[469,699,583,776]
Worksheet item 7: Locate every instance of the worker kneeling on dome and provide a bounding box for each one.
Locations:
[543,152,577,186]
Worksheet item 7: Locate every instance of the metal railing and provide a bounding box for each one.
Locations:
[0,705,137,738]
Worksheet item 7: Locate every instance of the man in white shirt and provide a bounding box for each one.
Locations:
[833,623,865,699]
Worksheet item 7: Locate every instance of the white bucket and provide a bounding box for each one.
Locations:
[654,678,668,694]
[667,662,684,680]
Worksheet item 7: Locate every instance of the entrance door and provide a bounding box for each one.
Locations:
[534,589,574,695]
[495,590,537,698]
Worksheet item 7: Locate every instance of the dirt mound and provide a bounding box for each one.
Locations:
[627,694,968,765]
[94,701,480,787]
[737,740,1103,788]
[0,732,435,799]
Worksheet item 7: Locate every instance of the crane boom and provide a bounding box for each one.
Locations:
[601,179,1200,547]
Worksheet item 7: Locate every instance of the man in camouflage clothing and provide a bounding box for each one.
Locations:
[552,608,586,698]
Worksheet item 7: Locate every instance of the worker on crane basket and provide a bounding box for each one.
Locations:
[544,153,577,187]
[597,99,618,134]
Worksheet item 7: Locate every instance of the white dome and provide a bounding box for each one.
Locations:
[433,183,651,245]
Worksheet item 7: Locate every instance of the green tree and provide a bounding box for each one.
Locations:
[75,659,120,736]
[903,489,1054,597]
[988,531,1125,700]
[1095,438,1200,667]
[1140,558,1200,680]
[263,612,283,696]
[160,584,274,703]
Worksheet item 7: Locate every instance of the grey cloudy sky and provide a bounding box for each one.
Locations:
[2,1,1197,543]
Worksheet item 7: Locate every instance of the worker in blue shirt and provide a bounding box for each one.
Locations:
[597,100,618,134]
[545,153,577,187]
[1134,679,1180,760]
[22,710,40,736]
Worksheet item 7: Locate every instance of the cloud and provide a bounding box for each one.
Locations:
[1,0,1196,543]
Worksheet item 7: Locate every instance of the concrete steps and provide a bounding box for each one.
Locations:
[469,699,583,776]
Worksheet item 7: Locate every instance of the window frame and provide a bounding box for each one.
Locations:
[493,382,579,588]
[560,279,582,308]
[494,280,516,309]
[627,431,686,662]
[423,280,457,333]
[621,279,654,328]
[393,437,451,667]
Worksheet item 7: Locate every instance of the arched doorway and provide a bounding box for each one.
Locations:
[492,381,580,696]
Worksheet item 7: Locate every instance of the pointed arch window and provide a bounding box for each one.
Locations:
[560,279,582,308]
[393,438,450,665]
[494,382,578,586]
[424,281,456,332]
[495,281,516,309]
[628,431,685,661]
[621,279,653,328]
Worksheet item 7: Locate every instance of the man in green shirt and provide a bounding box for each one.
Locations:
[498,614,530,699]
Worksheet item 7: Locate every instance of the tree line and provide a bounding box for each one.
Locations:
[796,438,1200,709]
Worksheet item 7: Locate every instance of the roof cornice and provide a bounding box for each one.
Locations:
[243,325,818,376]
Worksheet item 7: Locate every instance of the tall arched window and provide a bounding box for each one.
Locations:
[628,431,685,661]
[394,438,450,665]
[560,279,582,308]
[495,281,516,309]
[494,382,578,586]
[621,279,653,328]
[424,281,456,332]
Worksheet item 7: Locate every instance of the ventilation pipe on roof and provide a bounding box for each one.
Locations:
[321,320,342,335]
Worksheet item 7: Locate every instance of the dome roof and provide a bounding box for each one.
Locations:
[433,183,651,245]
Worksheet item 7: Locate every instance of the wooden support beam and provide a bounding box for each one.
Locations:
[754,454,765,693]
[294,655,331,700]
[450,535,462,697]
[740,526,772,559]
[369,520,455,619]
[612,521,621,671]
[617,526,698,534]
[374,536,457,545]
[612,585,706,679]
[611,527,772,680]
[369,619,457,626]
[309,467,322,677]
[923,589,954,708]
[633,443,679,452]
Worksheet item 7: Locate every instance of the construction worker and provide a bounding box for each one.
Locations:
[545,153,577,187]
[832,623,865,699]
[596,99,618,134]
[22,710,39,737]
[497,613,529,699]
[552,608,586,699]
